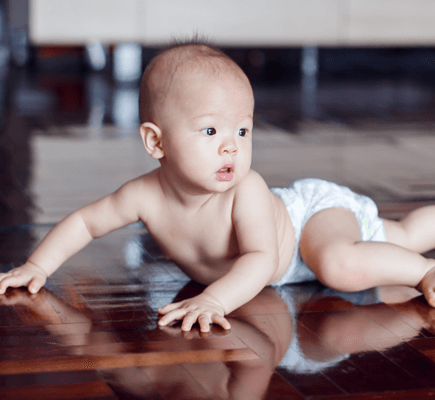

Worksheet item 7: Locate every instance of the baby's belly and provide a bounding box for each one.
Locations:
[149,225,238,286]
[174,257,235,286]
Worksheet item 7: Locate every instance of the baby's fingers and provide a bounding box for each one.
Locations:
[185,313,231,332]
[28,276,46,294]
[211,314,231,331]
[158,308,187,327]
[0,273,11,294]
[181,312,201,332]
[197,314,212,332]
[158,301,183,315]
[0,274,27,294]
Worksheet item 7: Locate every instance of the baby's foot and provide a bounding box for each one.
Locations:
[417,264,435,308]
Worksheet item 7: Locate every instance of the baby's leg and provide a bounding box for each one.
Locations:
[381,205,435,306]
[381,205,435,254]
[299,207,435,305]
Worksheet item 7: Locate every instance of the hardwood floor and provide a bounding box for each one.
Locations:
[2,237,435,399]
[2,67,435,398]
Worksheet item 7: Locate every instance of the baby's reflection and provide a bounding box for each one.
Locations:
[275,283,381,373]
[0,279,433,399]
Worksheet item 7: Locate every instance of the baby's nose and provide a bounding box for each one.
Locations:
[220,139,238,154]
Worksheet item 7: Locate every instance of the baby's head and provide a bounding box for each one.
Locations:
[138,41,255,190]
[139,41,253,127]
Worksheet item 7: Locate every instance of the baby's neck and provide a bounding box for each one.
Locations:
[157,168,216,211]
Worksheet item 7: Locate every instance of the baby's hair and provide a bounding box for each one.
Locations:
[139,37,245,124]
[162,33,215,53]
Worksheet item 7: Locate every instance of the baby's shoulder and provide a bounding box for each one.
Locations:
[116,169,158,195]
[114,169,163,216]
[122,169,161,192]
[234,169,270,196]
[232,170,273,213]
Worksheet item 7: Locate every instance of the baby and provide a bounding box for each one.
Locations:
[1,42,435,333]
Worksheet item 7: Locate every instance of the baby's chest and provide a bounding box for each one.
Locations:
[148,214,238,263]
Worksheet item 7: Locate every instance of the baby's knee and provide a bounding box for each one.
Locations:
[311,242,368,292]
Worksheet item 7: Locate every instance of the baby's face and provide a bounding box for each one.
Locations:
[157,66,255,193]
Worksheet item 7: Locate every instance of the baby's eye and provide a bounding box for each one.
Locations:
[238,128,247,137]
[201,127,216,136]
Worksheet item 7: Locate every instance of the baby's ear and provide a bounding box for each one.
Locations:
[140,122,164,159]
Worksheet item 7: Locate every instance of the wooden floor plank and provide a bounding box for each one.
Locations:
[263,372,305,400]
[380,343,435,389]
[0,381,116,400]
[317,388,435,399]
[0,370,102,389]
[280,368,346,397]
[0,348,258,375]
[347,351,423,392]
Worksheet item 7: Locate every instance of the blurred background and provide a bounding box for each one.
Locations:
[1,0,435,246]
[6,0,435,130]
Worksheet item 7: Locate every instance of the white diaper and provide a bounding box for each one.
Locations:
[271,179,386,286]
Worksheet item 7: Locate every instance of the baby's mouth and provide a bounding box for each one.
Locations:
[216,164,234,181]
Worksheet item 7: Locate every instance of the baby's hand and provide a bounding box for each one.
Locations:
[158,292,231,332]
[0,262,47,294]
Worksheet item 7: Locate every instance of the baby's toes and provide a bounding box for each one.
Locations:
[425,289,435,308]
[418,265,435,308]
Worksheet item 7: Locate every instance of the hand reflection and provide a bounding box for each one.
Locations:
[0,287,40,307]
[159,323,230,340]
[106,285,294,400]
[0,287,97,355]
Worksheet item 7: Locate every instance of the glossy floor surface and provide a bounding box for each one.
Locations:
[2,60,435,399]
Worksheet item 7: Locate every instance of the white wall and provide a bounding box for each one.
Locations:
[30,0,435,46]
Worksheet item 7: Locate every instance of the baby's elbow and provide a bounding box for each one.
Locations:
[70,210,100,239]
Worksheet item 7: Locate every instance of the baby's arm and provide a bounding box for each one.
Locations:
[158,171,279,331]
[0,179,143,294]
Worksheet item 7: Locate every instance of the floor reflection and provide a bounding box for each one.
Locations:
[1,253,434,399]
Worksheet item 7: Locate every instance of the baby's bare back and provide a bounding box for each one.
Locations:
[138,170,295,285]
